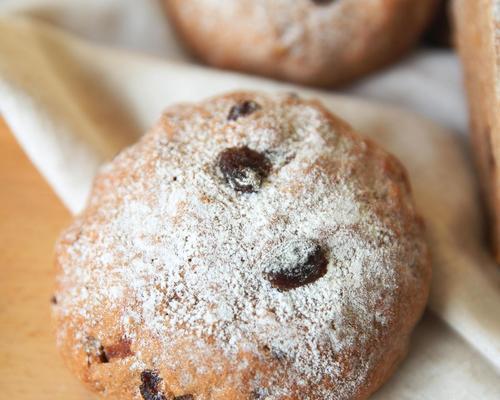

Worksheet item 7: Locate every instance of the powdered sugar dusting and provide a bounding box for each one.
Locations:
[53,92,428,399]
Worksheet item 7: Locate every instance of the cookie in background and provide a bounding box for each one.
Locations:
[454,0,500,262]
[164,0,440,87]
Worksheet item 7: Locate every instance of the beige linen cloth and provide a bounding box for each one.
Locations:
[0,0,499,398]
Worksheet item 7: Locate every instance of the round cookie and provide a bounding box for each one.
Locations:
[164,0,439,86]
[53,91,431,400]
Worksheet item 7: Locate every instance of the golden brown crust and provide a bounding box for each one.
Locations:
[163,0,438,87]
[454,0,500,262]
[53,91,431,399]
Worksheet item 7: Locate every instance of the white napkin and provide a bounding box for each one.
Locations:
[0,1,499,397]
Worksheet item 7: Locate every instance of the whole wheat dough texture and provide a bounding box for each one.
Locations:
[53,92,431,400]
[164,0,438,86]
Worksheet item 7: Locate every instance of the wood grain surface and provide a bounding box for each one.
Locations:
[0,119,94,399]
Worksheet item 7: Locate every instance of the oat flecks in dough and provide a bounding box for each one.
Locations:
[53,91,431,400]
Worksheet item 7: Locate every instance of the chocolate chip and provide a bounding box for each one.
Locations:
[227,100,261,121]
[140,370,167,400]
[265,239,329,291]
[174,395,194,400]
[218,146,271,193]
[50,295,57,305]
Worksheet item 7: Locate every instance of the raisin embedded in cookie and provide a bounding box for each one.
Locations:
[264,239,329,291]
[217,146,271,193]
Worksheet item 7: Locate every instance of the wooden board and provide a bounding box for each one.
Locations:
[0,118,94,399]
